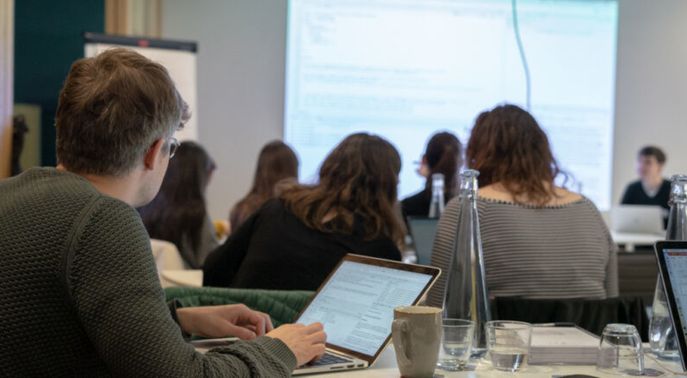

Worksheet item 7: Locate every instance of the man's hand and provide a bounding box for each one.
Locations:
[176,304,273,340]
[267,323,327,367]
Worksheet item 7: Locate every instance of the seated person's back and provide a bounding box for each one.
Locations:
[0,169,137,373]
[205,199,401,290]
[401,131,461,218]
[229,140,299,231]
[204,133,404,291]
[429,187,615,303]
[0,48,325,376]
[138,141,219,269]
[427,105,617,306]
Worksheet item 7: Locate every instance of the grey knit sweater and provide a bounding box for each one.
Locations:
[0,168,296,377]
[427,196,618,307]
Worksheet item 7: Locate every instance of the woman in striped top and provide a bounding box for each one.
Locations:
[427,104,617,307]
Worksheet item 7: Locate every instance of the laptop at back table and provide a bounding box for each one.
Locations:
[292,254,441,375]
[611,205,664,235]
[654,241,687,371]
[407,217,439,266]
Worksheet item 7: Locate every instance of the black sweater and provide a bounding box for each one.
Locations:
[401,189,432,218]
[204,199,402,291]
[620,179,671,209]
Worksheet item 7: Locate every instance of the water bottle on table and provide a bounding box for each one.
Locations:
[649,174,687,359]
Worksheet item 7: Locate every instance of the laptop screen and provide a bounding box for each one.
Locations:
[408,217,439,265]
[662,248,687,337]
[297,260,434,357]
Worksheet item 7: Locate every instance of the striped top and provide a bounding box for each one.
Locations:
[426,196,618,307]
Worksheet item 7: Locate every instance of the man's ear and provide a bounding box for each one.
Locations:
[144,138,166,170]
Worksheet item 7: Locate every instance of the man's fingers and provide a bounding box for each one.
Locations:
[233,306,268,336]
[305,330,327,344]
[312,343,326,358]
[305,343,327,364]
[302,322,324,334]
[253,315,266,336]
[261,312,274,332]
[224,323,257,340]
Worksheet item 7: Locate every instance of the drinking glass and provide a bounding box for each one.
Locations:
[437,319,474,371]
[486,320,532,372]
[596,323,645,375]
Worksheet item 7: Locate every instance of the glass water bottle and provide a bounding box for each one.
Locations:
[649,174,687,359]
[429,173,446,218]
[442,169,491,356]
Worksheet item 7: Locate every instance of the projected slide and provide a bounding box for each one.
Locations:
[285,0,618,209]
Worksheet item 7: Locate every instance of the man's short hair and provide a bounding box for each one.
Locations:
[639,146,667,165]
[56,48,188,176]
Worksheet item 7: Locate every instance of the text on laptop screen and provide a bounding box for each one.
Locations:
[297,260,433,356]
[663,249,687,337]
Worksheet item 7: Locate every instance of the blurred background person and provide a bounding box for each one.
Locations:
[204,133,403,291]
[621,146,671,212]
[229,140,299,231]
[401,131,462,218]
[139,141,218,269]
[428,104,617,306]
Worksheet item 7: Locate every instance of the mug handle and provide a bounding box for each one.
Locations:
[392,318,411,366]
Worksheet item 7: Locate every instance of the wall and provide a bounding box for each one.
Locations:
[162,0,687,220]
[14,0,105,166]
[162,0,286,220]
[613,0,687,204]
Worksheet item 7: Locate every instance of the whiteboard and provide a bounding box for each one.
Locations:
[84,33,198,142]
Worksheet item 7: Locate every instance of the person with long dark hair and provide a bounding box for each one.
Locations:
[203,133,404,290]
[427,104,617,306]
[402,131,462,217]
[139,141,218,269]
[229,141,299,231]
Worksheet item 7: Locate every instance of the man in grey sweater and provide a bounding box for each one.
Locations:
[0,48,325,376]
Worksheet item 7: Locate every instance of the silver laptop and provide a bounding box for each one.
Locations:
[293,254,441,375]
[611,205,664,235]
[407,217,439,265]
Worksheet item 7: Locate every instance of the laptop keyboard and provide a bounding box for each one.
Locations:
[308,352,353,366]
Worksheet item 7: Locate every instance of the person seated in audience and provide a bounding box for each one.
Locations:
[203,133,404,291]
[427,104,618,306]
[230,140,299,231]
[401,131,462,218]
[139,141,219,268]
[621,146,671,222]
[0,48,325,376]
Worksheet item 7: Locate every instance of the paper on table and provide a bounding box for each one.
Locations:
[531,326,600,348]
[529,326,600,365]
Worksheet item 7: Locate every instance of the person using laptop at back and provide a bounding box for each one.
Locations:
[0,48,325,376]
[621,146,671,226]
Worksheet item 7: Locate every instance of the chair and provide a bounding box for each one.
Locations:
[165,287,315,326]
[491,296,649,341]
[617,250,659,305]
[150,239,186,270]
[160,270,203,288]
[151,239,201,288]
